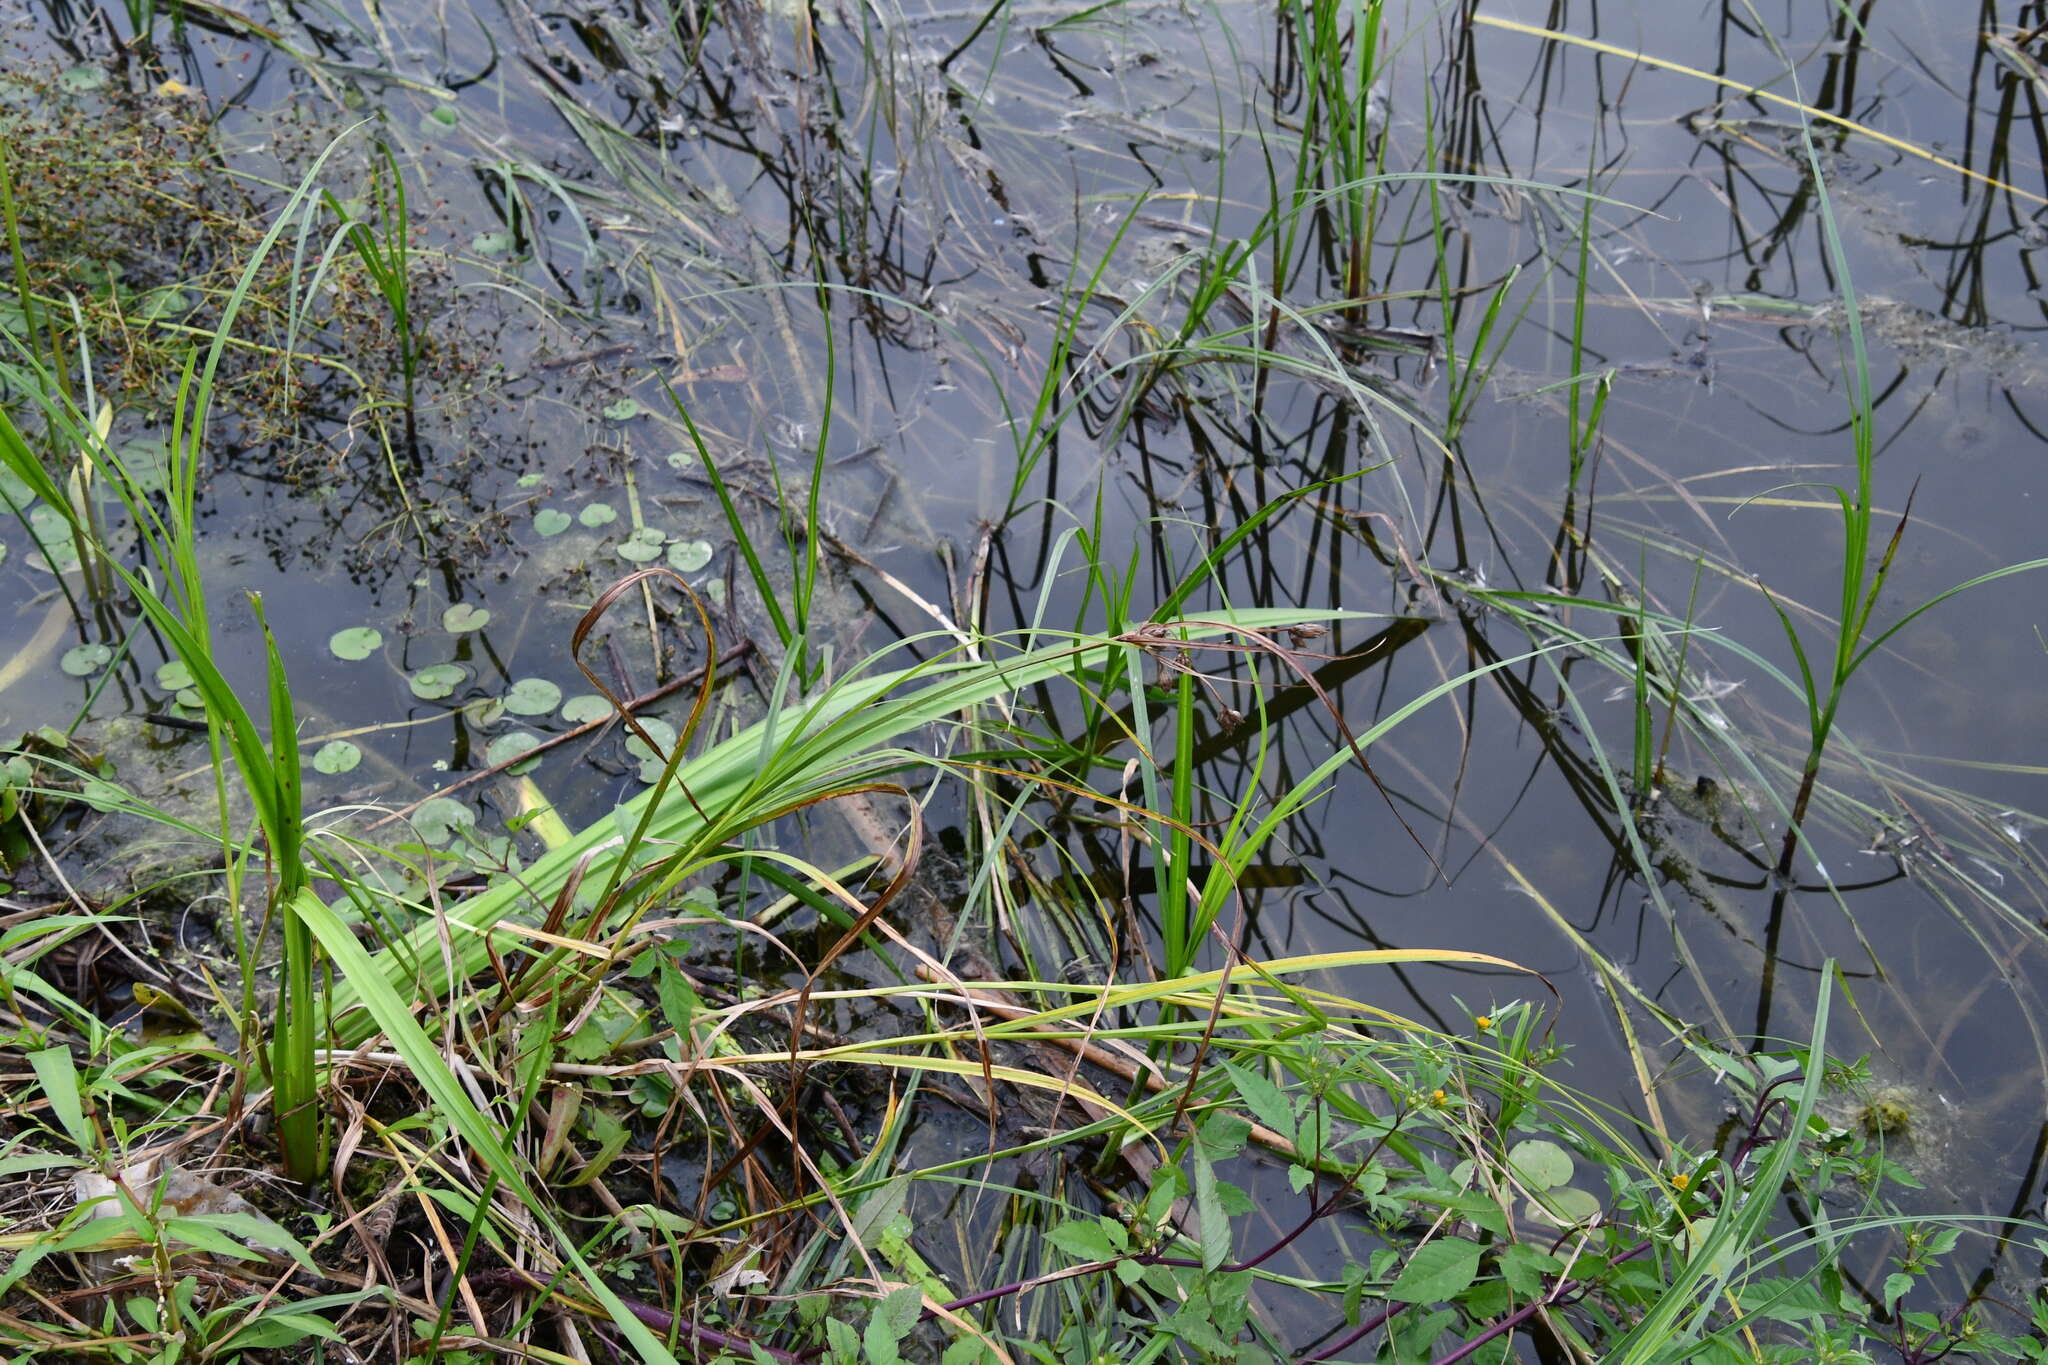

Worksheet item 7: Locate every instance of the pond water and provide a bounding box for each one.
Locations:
[4,0,2048,1341]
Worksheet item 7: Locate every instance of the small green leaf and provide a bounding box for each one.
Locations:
[503,678,563,716]
[1507,1139,1574,1192]
[472,231,513,256]
[409,664,467,700]
[619,528,665,563]
[624,717,677,762]
[60,644,112,677]
[28,1046,91,1149]
[413,797,476,846]
[560,693,613,724]
[533,508,571,537]
[1388,1238,1483,1304]
[155,660,195,691]
[486,730,543,772]
[1525,1186,1602,1228]
[516,473,543,488]
[578,503,617,528]
[1045,1219,1118,1262]
[328,627,383,661]
[442,603,491,633]
[601,398,643,421]
[312,741,362,775]
[664,450,696,471]
[423,103,459,129]
[667,539,713,573]
[59,64,109,92]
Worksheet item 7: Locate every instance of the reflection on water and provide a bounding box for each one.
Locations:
[5,0,2048,1321]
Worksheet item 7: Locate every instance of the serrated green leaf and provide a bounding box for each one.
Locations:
[1388,1238,1483,1304]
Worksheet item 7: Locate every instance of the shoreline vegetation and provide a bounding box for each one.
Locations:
[3,2,2048,1362]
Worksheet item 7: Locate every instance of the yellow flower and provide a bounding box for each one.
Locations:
[1475,1015,1493,1032]
[1430,1088,1448,1106]
[1671,1172,1690,1190]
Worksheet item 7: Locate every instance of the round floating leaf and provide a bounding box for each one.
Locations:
[155,660,194,691]
[485,730,543,772]
[601,397,643,421]
[313,740,362,775]
[59,64,110,92]
[79,778,126,812]
[0,464,35,507]
[560,693,613,724]
[112,439,171,494]
[1525,1186,1602,1229]
[413,796,476,846]
[329,626,383,661]
[409,663,467,700]
[60,643,112,677]
[1507,1140,1574,1192]
[442,603,491,633]
[619,526,666,563]
[175,688,201,709]
[578,503,617,528]
[624,717,677,762]
[138,288,191,321]
[502,677,563,716]
[423,104,459,129]
[703,579,727,607]
[472,230,513,256]
[664,450,696,472]
[516,472,543,489]
[667,539,713,573]
[532,508,571,537]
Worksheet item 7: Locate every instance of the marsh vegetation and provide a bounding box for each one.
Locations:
[2,1,2048,1362]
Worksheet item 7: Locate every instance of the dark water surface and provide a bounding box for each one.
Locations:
[5,0,2048,1313]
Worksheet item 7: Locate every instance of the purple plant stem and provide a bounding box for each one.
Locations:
[1296,1303,1405,1363]
[615,1296,809,1365]
[1424,1240,1651,1365]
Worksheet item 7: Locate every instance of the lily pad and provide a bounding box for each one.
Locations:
[471,230,513,256]
[578,502,617,528]
[413,796,476,846]
[1507,1140,1574,1192]
[329,626,383,661]
[601,397,643,421]
[79,779,127,812]
[60,644,113,677]
[138,288,192,321]
[442,603,491,633]
[667,539,714,573]
[502,677,563,716]
[27,505,80,572]
[420,103,460,137]
[625,717,678,762]
[0,464,36,508]
[560,693,613,724]
[664,450,696,471]
[532,508,572,537]
[112,439,171,494]
[485,730,543,773]
[619,526,666,564]
[409,663,467,700]
[312,740,362,775]
[516,472,543,489]
[155,660,195,691]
